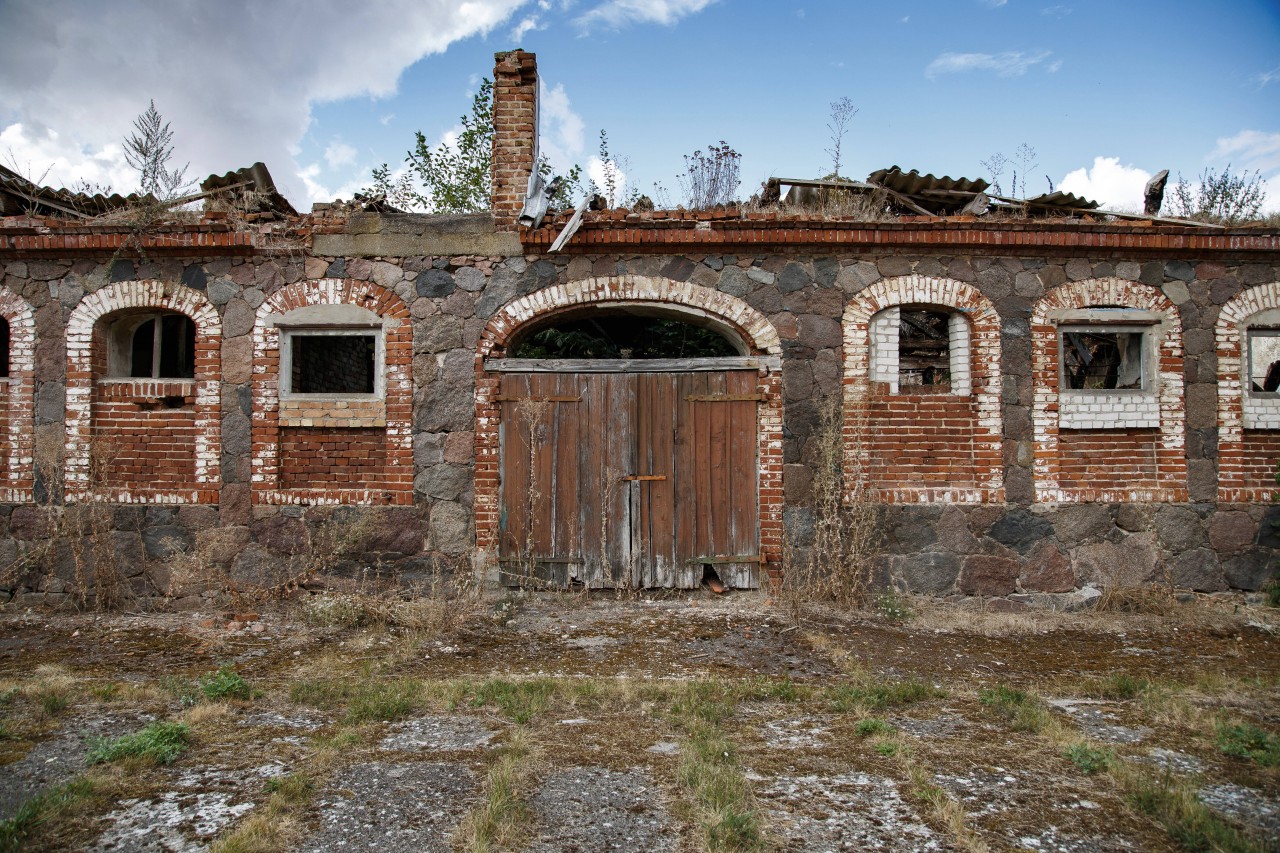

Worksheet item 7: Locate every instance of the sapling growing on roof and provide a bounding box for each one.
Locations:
[124,100,190,201]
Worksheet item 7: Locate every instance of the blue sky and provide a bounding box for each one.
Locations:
[2,0,1278,213]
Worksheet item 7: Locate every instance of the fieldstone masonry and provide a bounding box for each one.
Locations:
[1,48,1279,605]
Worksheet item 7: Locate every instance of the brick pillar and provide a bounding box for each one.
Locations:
[491,50,538,231]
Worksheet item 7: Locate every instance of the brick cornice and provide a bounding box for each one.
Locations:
[522,215,1280,259]
[0,223,256,257]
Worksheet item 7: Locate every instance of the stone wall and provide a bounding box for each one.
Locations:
[0,242,1278,606]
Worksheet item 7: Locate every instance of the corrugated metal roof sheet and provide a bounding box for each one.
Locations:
[0,164,151,217]
[1023,191,1100,211]
[867,166,991,197]
[201,162,296,216]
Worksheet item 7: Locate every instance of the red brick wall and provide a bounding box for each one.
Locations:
[1056,429,1163,491]
[91,381,198,496]
[0,384,9,481]
[863,391,986,493]
[251,279,413,506]
[279,427,388,490]
[1237,432,1280,493]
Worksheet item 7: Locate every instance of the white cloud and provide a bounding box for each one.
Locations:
[379,114,396,127]
[1047,59,1063,73]
[981,0,1007,7]
[0,0,529,205]
[1058,156,1151,211]
[900,15,910,23]
[539,83,586,173]
[1041,4,1072,16]
[1,122,134,194]
[925,50,1052,79]
[324,141,357,170]
[575,0,716,32]
[588,155,627,202]
[1254,65,1280,88]
[510,15,543,41]
[1209,130,1280,176]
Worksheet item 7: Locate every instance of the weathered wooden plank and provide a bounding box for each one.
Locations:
[491,395,581,402]
[683,393,765,402]
[725,371,759,588]
[485,357,780,373]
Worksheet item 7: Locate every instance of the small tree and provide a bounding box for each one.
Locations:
[825,96,858,178]
[677,141,741,209]
[1167,165,1266,224]
[124,100,189,200]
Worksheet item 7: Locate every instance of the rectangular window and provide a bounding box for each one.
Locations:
[1060,327,1146,391]
[284,330,381,396]
[1248,329,1280,394]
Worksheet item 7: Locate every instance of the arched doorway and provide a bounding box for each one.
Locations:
[475,277,784,589]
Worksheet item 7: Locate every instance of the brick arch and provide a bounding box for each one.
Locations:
[842,275,1003,503]
[1215,282,1280,500]
[479,275,783,357]
[251,279,413,505]
[65,281,221,503]
[0,286,36,502]
[473,276,785,575]
[1031,277,1185,503]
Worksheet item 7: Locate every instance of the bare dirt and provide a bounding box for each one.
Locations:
[1,591,1278,852]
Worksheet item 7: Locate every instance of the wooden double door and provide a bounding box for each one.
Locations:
[497,368,760,588]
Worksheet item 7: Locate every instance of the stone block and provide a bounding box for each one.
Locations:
[428,502,472,556]
[1019,541,1075,592]
[1072,532,1158,586]
[900,552,961,594]
[987,509,1054,554]
[1209,511,1256,555]
[1169,548,1226,592]
[1222,550,1275,591]
[1153,506,1208,552]
[959,555,1018,596]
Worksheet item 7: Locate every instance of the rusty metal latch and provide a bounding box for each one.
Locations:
[684,393,764,402]
[621,475,667,481]
[492,395,581,402]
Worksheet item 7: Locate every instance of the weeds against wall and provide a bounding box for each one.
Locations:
[778,390,881,616]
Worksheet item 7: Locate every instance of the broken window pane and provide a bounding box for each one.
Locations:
[1248,329,1280,393]
[127,313,196,379]
[511,316,737,359]
[290,334,376,394]
[1061,328,1145,390]
[898,309,951,389]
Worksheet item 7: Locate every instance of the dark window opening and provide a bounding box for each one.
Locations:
[290,334,376,394]
[0,318,9,378]
[899,309,951,389]
[511,316,738,359]
[1061,329,1144,390]
[129,313,196,379]
[1248,330,1280,393]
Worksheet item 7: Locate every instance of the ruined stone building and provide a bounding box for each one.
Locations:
[1,50,1278,606]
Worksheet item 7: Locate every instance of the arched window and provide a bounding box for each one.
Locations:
[1215,282,1280,500]
[102,311,197,379]
[843,275,1002,503]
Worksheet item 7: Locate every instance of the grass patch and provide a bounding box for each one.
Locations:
[668,682,765,853]
[829,678,943,712]
[85,721,190,766]
[158,674,202,708]
[1124,770,1260,853]
[199,666,253,702]
[290,677,424,723]
[1064,742,1114,774]
[854,717,895,737]
[1216,722,1280,767]
[1093,673,1155,701]
[979,685,1050,733]
[211,773,314,853]
[455,730,537,853]
[468,678,556,725]
[0,779,94,853]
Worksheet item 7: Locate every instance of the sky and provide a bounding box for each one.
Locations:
[1,0,1278,215]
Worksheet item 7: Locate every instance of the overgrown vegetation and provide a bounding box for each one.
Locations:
[1216,721,1280,766]
[677,141,742,209]
[1167,165,1267,224]
[123,100,191,201]
[85,721,190,766]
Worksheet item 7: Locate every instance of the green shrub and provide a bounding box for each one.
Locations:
[1217,722,1280,766]
[854,718,894,737]
[199,665,252,702]
[1065,743,1114,774]
[86,721,190,766]
[830,679,942,712]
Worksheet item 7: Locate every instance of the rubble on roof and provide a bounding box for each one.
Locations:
[0,161,296,223]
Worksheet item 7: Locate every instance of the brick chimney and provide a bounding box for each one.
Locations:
[491,50,538,231]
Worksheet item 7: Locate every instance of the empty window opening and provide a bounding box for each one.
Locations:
[123,312,195,378]
[0,317,9,378]
[1248,329,1280,393]
[898,309,951,389]
[511,316,738,359]
[1061,328,1145,390]
[290,334,376,394]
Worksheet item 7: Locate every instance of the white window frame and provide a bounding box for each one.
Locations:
[1056,308,1162,429]
[279,325,385,401]
[869,305,972,396]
